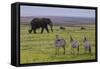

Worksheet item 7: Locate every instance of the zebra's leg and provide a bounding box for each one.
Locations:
[89,47,91,54]
[55,48,57,55]
[58,48,59,56]
[84,49,86,54]
[73,48,75,55]
[71,47,73,54]
[63,46,65,55]
[55,47,59,55]
[71,47,72,54]
[77,46,79,54]
[84,48,88,54]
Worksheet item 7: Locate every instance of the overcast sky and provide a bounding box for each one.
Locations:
[20,5,95,18]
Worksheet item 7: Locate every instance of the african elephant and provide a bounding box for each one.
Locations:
[28,18,53,34]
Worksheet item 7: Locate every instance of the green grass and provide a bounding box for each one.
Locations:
[20,24,96,64]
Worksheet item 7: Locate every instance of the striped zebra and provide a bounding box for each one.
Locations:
[70,36,79,54]
[55,35,66,55]
[83,37,91,54]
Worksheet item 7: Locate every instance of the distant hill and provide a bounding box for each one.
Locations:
[20,16,95,26]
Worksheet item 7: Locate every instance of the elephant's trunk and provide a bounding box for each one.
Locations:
[49,23,53,32]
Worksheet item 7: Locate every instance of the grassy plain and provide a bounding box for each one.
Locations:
[20,24,96,64]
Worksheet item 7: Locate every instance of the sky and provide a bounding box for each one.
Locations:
[20,5,95,18]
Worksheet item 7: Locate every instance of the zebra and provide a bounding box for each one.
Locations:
[55,35,66,55]
[83,37,91,54]
[70,36,79,54]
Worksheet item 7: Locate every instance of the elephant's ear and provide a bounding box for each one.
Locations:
[30,19,33,24]
[48,19,52,23]
[32,18,38,23]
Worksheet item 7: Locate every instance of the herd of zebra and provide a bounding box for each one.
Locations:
[55,35,92,55]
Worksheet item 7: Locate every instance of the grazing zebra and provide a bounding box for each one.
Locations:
[55,35,66,55]
[83,37,91,54]
[70,36,79,54]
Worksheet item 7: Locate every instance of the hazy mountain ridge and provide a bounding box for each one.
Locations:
[20,16,95,25]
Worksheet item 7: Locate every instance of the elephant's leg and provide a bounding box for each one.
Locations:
[28,29,32,33]
[41,27,44,33]
[45,26,49,33]
[28,26,33,33]
[33,28,37,34]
